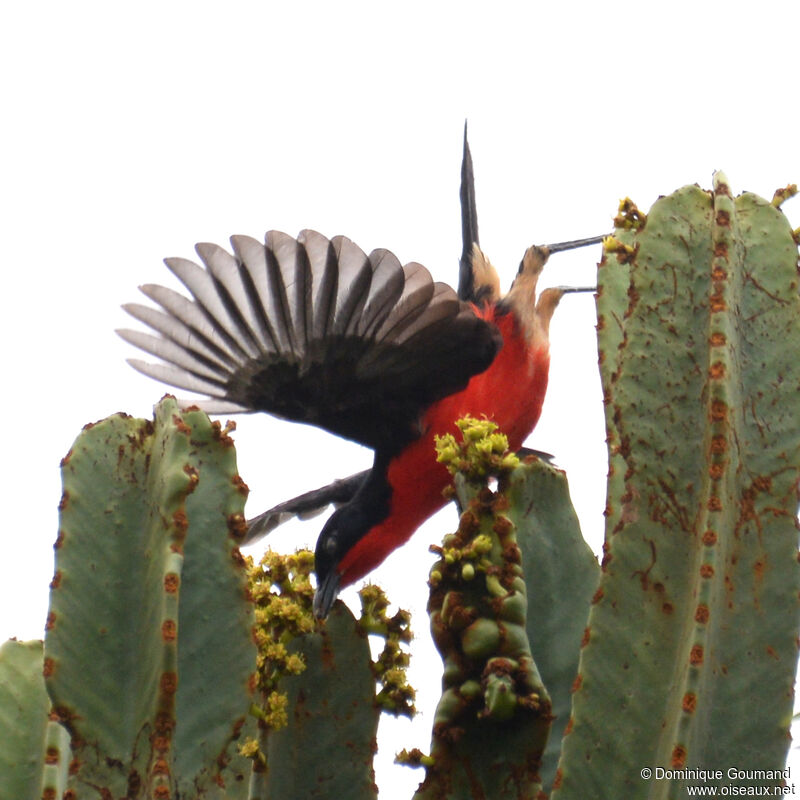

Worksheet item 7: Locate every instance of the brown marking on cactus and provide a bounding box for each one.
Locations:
[552,768,563,790]
[772,184,798,207]
[671,745,688,767]
[700,564,715,579]
[571,674,583,693]
[753,475,772,493]
[709,463,724,481]
[682,693,697,714]
[183,463,199,491]
[709,361,726,380]
[711,265,728,282]
[63,791,78,800]
[746,272,793,306]
[172,414,191,435]
[153,786,170,799]
[458,509,480,536]
[708,496,722,512]
[42,789,56,800]
[766,645,779,660]
[152,758,170,776]
[709,292,726,313]
[60,448,73,466]
[632,539,657,591]
[601,541,613,569]
[58,491,69,512]
[596,314,605,331]
[713,242,728,259]
[171,510,188,551]
[581,627,591,648]
[45,611,56,631]
[227,513,248,541]
[154,709,174,735]
[492,516,513,537]
[227,548,245,571]
[232,473,250,497]
[50,570,62,589]
[624,283,640,319]
[710,435,727,454]
[161,620,177,642]
[715,209,731,228]
[160,671,178,695]
[709,331,726,347]
[715,180,732,197]
[164,572,179,593]
[211,418,237,446]
[710,400,728,422]
[695,604,710,624]
[689,645,704,665]
[43,657,55,678]
[592,586,604,604]
[662,602,674,615]
[754,557,766,586]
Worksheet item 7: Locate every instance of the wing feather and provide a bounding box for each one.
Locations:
[120,229,501,451]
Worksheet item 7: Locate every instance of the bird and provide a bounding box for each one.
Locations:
[117,129,603,617]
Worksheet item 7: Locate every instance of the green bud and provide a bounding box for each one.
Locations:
[462,618,501,660]
[484,673,517,721]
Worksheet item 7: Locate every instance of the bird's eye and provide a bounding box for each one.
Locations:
[323,534,338,557]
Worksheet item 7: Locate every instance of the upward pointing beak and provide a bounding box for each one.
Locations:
[313,571,341,619]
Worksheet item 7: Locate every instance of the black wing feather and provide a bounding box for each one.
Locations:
[119,229,501,452]
[244,470,369,544]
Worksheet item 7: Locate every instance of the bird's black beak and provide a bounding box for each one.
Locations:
[544,234,607,254]
[313,571,341,619]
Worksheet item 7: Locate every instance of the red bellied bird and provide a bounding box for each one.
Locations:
[118,131,602,617]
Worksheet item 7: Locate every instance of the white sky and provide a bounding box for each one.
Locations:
[2,2,798,795]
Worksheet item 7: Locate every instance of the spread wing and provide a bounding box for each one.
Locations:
[119,229,502,453]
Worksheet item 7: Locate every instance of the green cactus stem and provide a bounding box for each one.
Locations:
[246,548,412,799]
[552,176,800,799]
[44,398,256,799]
[413,418,554,799]
[0,639,71,800]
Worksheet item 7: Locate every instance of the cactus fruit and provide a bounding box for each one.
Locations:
[552,176,800,798]
[44,397,256,798]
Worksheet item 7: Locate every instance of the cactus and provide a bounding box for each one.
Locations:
[243,549,410,800]
[1,174,798,800]
[44,397,256,798]
[409,418,594,799]
[552,176,800,798]
[0,639,70,800]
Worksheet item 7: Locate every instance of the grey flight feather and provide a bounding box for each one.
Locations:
[118,228,502,454]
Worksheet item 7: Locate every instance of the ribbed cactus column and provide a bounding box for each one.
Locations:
[0,639,71,800]
[413,418,596,799]
[552,177,800,798]
[44,398,256,799]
